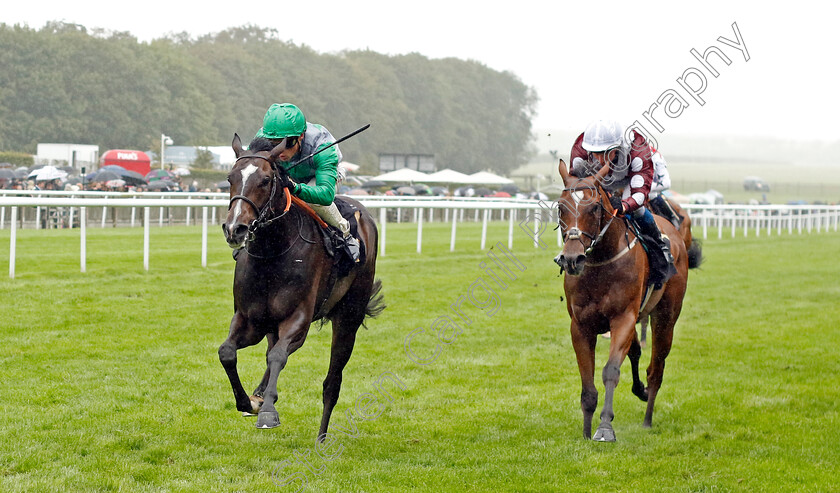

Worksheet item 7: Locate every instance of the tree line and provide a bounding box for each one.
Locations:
[0,22,538,174]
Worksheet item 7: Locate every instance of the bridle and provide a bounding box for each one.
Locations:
[559,181,618,257]
[227,154,293,242]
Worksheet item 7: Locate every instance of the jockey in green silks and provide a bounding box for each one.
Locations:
[255,103,359,261]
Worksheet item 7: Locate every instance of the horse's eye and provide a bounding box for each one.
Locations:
[260,177,271,187]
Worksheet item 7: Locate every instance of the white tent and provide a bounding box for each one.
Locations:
[468,171,514,185]
[422,168,474,184]
[371,167,430,183]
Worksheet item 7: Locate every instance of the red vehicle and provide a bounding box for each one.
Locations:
[100,149,151,176]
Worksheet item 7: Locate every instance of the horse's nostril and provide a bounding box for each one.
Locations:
[233,224,248,238]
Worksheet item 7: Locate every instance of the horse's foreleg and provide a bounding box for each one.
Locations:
[256,313,310,430]
[594,313,637,442]
[570,320,597,440]
[219,312,264,414]
[252,333,278,399]
[318,319,359,441]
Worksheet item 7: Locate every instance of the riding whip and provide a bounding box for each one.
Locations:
[286,123,370,171]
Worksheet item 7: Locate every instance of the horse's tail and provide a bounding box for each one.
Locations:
[362,279,386,327]
[687,238,703,269]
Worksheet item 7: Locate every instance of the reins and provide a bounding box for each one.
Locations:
[560,182,620,257]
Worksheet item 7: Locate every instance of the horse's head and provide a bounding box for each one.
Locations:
[554,159,615,275]
[222,134,291,249]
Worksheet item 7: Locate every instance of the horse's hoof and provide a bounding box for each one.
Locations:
[593,425,616,442]
[256,411,280,429]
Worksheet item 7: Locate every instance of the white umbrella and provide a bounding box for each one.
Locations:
[371,167,430,183]
[172,167,191,176]
[423,168,475,184]
[468,171,514,185]
[28,165,68,181]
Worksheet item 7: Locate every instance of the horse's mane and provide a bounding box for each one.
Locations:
[248,137,275,153]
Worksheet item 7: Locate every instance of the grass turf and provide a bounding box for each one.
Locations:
[0,220,838,492]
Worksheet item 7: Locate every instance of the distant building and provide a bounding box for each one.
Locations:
[157,146,230,170]
[378,153,435,172]
[35,143,99,170]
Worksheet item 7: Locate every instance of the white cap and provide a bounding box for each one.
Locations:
[582,120,624,152]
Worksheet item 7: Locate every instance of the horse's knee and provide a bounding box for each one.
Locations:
[266,349,288,369]
[218,343,236,365]
[602,363,621,385]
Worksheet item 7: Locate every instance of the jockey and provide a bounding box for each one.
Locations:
[569,119,676,287]
[646,145,683,229]
[256,103,360,261]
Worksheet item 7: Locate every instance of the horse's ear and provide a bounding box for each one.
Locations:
[269,138,288,161]
[558,159,570,187]
[595,161,611,182]
[232,133,243,157]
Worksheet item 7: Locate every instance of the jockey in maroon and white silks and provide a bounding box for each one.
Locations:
[564,120,676,287]
[569,129,655,215]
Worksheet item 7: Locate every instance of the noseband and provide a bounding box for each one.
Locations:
[228,154,293,240]
[560,183,617,257]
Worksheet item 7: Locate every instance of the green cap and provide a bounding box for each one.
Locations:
[257,103,306,139]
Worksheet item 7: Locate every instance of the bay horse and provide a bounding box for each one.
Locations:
[554,159,689,442]
[219,134,384,438]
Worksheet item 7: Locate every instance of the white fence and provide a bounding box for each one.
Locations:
[1,191,838,278]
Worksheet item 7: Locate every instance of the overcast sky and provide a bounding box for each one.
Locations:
[5,1,839,143]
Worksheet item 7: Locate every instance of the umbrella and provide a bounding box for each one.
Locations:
[100,165,147,185]
[474,187,492,197]
[345,188,369,196]
[105,179,127,188]
[28,165,68,181]
[0,169,16,180]
[216,181,231,191]
[87,170,122,183]
[361,180,387,189]
[395,186,416,195]
[171,167,191,176]
[147,180,176,191]
[341,162,360,172]
[501,184,520,194]
[412,184,431,195]
[490,191,511,198]
[145,169,176,182]
[14,167,29,179]
[431,186,449,196]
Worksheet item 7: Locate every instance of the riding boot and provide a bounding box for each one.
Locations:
[633,208,677,289]
[649,194,682,230]
[344,235,360,262]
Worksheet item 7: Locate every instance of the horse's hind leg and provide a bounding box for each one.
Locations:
[628,333,648,402]
[644,307,677,428]
[318,313,361,441]
[639,315,649,348]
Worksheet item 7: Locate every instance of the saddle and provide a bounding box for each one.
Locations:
[293,195,366,277]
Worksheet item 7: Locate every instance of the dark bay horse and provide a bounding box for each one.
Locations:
[554,160,689,442]
[220,134,384,438]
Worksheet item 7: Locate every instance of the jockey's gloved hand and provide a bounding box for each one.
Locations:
[281,174,298,192]
[609,195,625,215]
